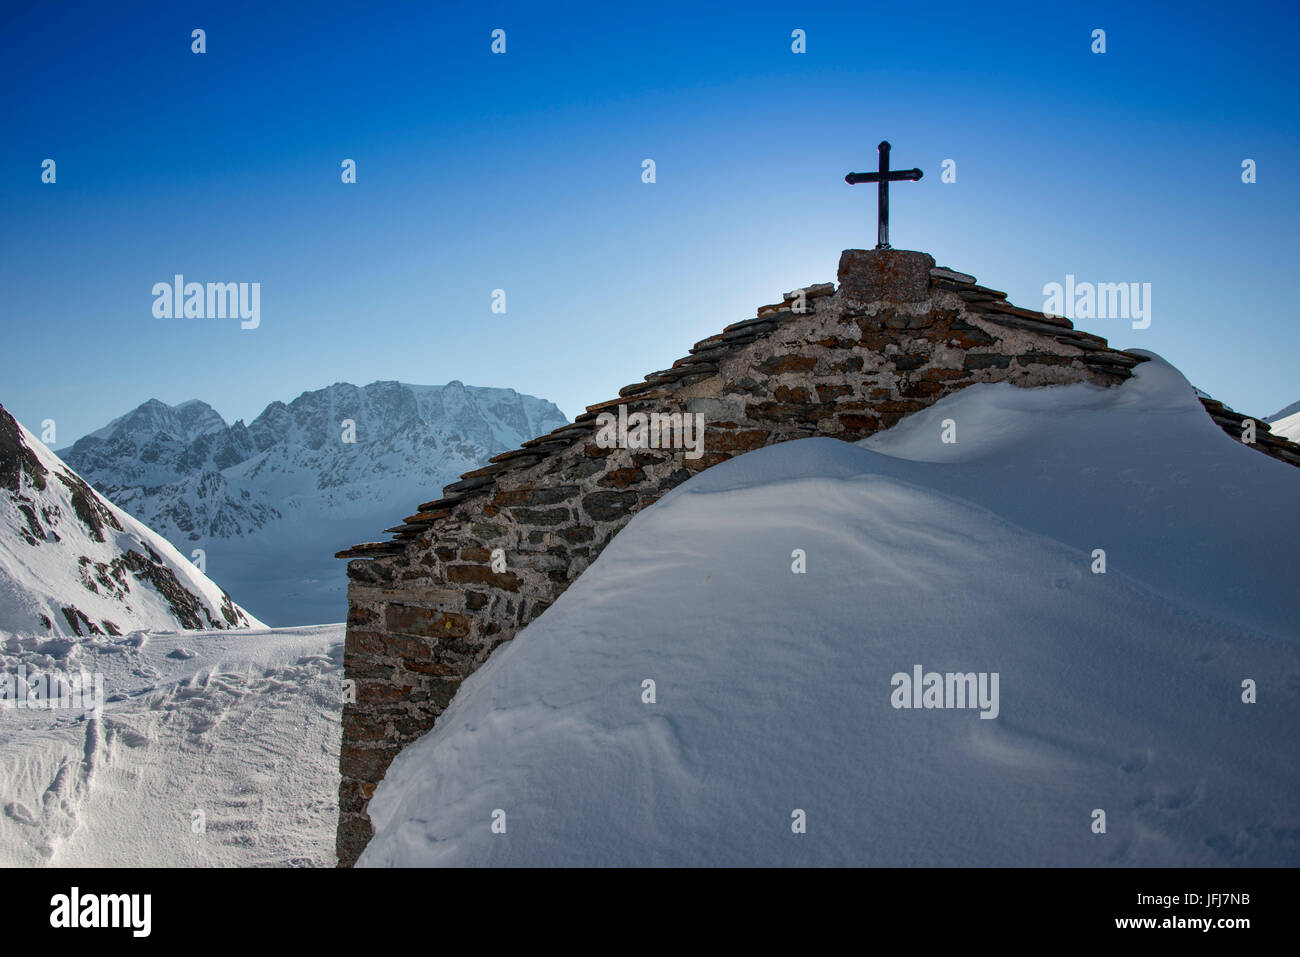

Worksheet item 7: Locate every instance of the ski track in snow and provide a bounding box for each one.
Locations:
[0,624,343,867]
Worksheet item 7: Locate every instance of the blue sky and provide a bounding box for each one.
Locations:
[2,0,1297,444]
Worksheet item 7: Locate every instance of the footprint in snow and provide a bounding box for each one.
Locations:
[3,802,38,826]
[1119,748,1151,775]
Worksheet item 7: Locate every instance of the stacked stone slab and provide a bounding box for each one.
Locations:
[1197,397,1300,466]
[333,248,1300,865]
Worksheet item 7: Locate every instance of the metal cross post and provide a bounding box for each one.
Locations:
[845,142,923,250]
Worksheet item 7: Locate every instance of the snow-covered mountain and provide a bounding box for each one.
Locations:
[1266,400,1300,443]
[0,404,262,639]
[62,382,568,626]
[360,355,1300,867]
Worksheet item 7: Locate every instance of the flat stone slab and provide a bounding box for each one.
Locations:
[931,266,977,284]
[838,249,936,302]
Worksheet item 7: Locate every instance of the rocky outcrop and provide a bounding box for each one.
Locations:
[0,403,264,639]
[0,404,48,494]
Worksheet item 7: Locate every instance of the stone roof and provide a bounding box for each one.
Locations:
[337,258,1298,560]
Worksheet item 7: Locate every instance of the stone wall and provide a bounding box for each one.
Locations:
[333,248,1299,865]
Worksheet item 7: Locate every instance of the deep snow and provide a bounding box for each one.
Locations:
[359,354,1300,867]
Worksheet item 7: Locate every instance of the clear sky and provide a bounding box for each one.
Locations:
[2,0,1297,445]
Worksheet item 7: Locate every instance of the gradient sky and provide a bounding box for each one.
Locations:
[2,0,1297,445]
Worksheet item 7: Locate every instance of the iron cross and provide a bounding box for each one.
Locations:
[845,141,923,250]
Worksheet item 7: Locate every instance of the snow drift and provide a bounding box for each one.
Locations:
[360,354,1300,867]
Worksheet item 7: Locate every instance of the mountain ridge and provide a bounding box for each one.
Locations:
[60,381,569,625]
[1265,399,1300,422]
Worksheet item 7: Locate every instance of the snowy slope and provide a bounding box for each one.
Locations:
[360,354,1300,867]
[0,404,262,639]
[0,623,342,866]
[63,381,568,625]
[1268,409,1300,443]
